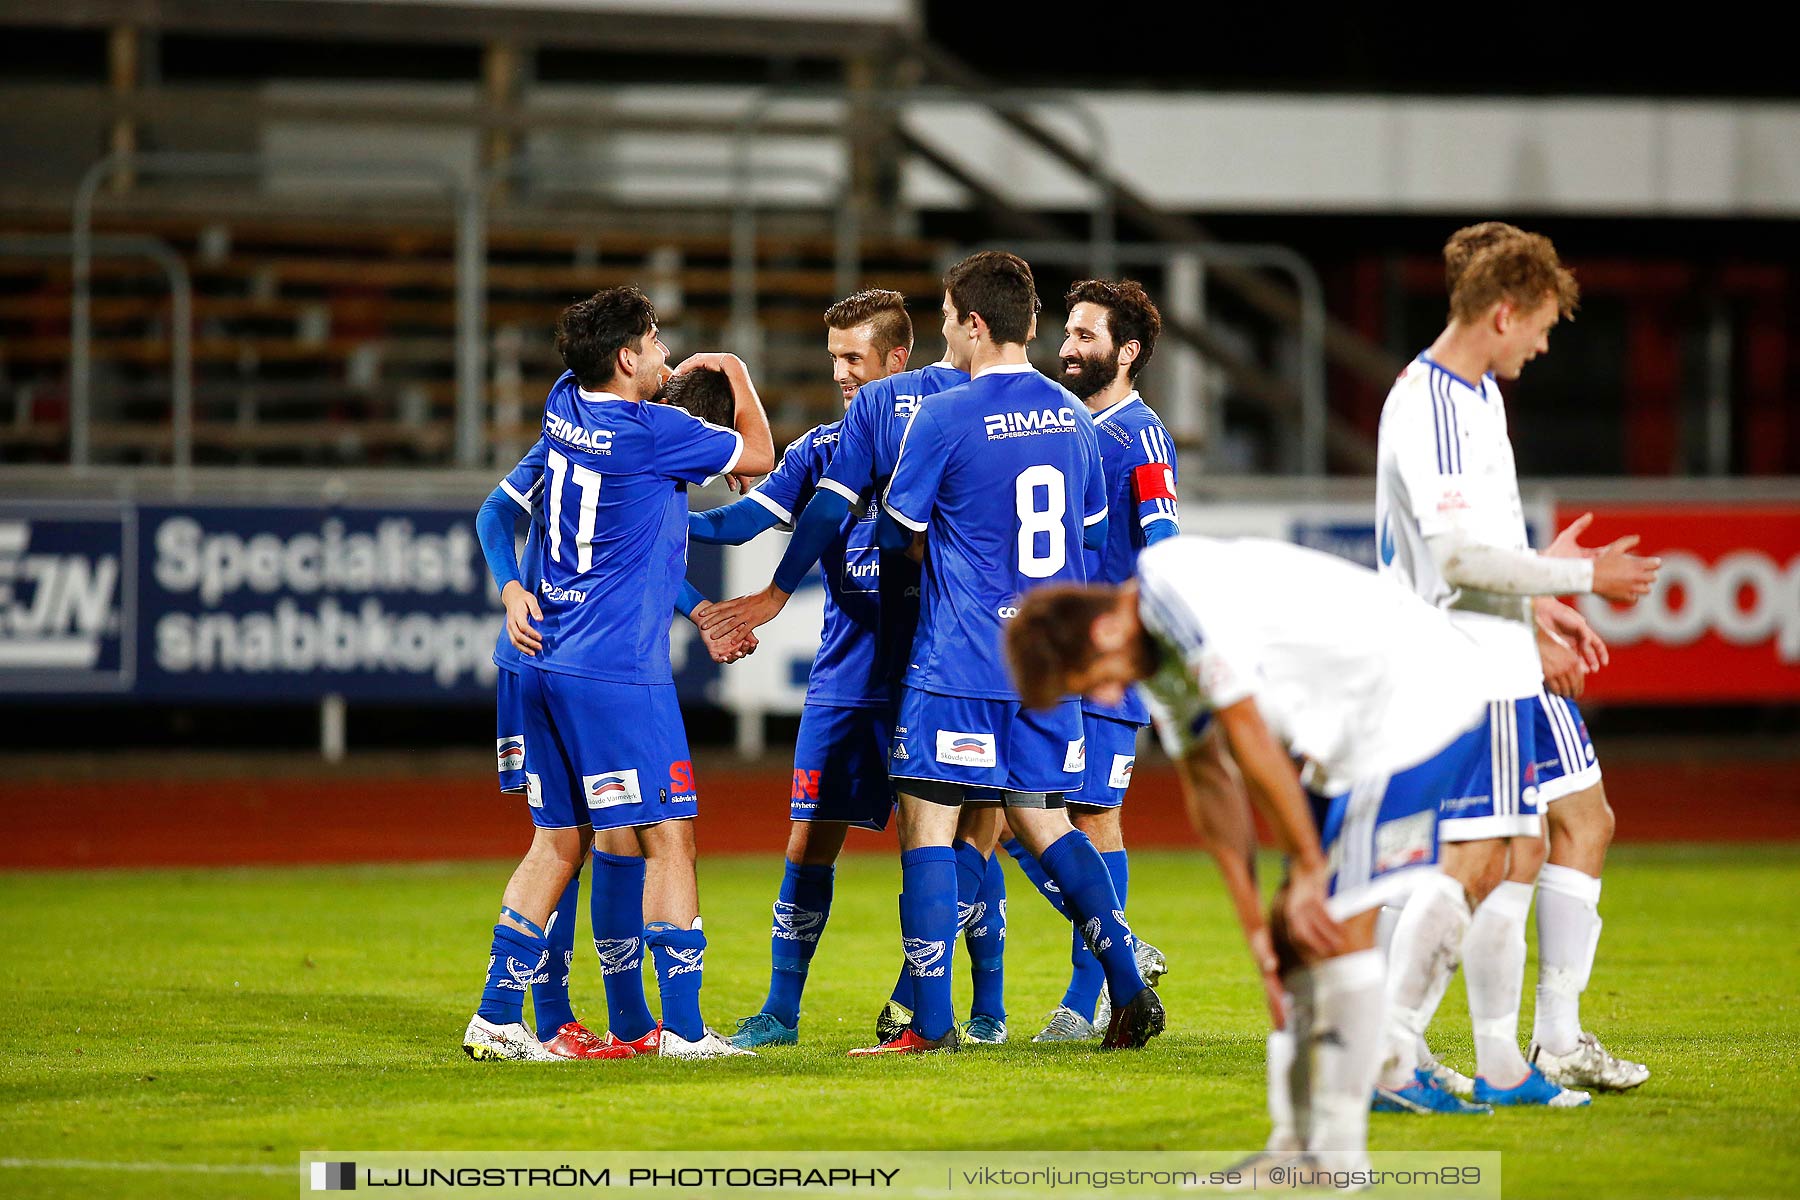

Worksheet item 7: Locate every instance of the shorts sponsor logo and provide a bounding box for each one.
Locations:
[496,735,525,772]
[903,936,947,978]
[772,901,825,944]
[1440,793,1490,814]
[1585,744,1596,762]
[525,771,544,809]
[1064,737,1086,773]
[1108,753,1135,789]
[594,937,641,975]
[583,769,642,810]
[1374,808,1437,875]
[936,730,996,768]
[792,768,822,801]
[662,945,705,976]
[668,760,696,795]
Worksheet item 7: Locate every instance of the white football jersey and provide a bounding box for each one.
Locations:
[1375,354,1540,698]
[1134,537,1488,791]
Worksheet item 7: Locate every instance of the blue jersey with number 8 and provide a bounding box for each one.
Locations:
[882,364,1104,700]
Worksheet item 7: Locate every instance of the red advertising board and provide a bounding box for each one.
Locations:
[1554,503,1800,702]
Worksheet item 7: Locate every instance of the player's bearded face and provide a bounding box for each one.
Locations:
[1061,342,1119,401]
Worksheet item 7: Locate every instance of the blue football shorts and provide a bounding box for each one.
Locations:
[518,667,698,832]
[889,686,1083,805]
[790,701,896,831]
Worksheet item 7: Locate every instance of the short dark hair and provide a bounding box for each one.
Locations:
[824,289,913,358]
[555,286,657,389]
[1005,584,1119,710]
[1064,279,1162,381]
[656,367,734,428]
[944,250,1039,346]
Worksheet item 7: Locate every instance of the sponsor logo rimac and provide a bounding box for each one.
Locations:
[984,408,1078,440]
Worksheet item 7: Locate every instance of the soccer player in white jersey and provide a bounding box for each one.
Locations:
[1007,536,1499,1172]
[1374,228,1660,1106]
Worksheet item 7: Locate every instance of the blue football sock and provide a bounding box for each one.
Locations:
[966,850,1007,1021]
[531,869,582,1041]
[764,861,834,1027]
[590,850,656,1042]
[898,846,958,1041]
[477,921,548,1029]
[1060,850,1126,1020]
[888,893,914,1010]
[1002,836,1067,917]
[1038,830,1145,1005]
[645,921,707,1043]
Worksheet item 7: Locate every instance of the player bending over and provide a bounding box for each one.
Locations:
[1007,536,1506,1171]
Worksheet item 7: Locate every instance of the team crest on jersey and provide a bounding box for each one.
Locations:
[984,408,1078,439]
[936,731,996,768]
[903,936,947,977]
[496,736,525,773]
[1374,809,1437,875]
[1109,754,1136,789]
[583,769,642,810]
[1063,737,1086,773]
[594,937,641,975]
[772,902,825,943]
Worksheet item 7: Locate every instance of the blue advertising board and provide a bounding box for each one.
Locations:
[0,500,723,705]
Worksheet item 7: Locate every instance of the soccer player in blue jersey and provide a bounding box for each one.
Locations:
[681,290,919,1048]
[700,301,1014,1046]
[463,286,774,1062]
[847,250,1163,1055]
[1007,279,1182,1043]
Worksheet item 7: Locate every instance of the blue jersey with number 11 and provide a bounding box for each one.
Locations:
[527,370,742,684]
[883,364,1104,700]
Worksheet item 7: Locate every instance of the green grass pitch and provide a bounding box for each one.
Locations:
[2,845,1797,1198]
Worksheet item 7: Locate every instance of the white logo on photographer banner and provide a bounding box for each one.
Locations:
[936,731,996,768]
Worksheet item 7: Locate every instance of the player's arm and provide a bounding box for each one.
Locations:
[1130,424,1182,548]
[1077,413,1110,552]
[687,498,784,545]
[1213,697,1342,960]
[477,440,546,655]
[673,352,774,482]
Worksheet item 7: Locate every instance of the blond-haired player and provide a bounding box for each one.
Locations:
[1373,228,1659,1108]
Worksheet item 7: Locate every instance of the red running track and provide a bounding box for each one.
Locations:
[3,755,1795,869]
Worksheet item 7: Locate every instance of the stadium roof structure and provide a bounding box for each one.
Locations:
[4,0,921,56]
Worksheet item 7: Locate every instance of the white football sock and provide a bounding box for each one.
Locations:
[1379,871,1469,1090]
[1282,969,1316,1151]
[1533,863,1602,1056]
[1306,949,1386,1169]
[1265,1023,1301,1152]
[1463,879,1535,1086]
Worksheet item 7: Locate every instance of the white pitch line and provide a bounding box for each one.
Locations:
[0,1158,288,1176]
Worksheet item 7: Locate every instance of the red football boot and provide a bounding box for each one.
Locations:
[542,1022,633,1060]
[847,1027,960,1057]
[602,1022,662,1058]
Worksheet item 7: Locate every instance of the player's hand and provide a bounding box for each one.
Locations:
[1538,630,1586,699]
[1590,535,1660,605]
[1546,512,1599,559]
[698,583,790,639]
[1283,857,1344,960]
[1535,596,1608,671]
[692,601,759,663]
[502,580,543,656]
[726,472,758,494]
[673,351,741,377]
[905,530,927,564]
